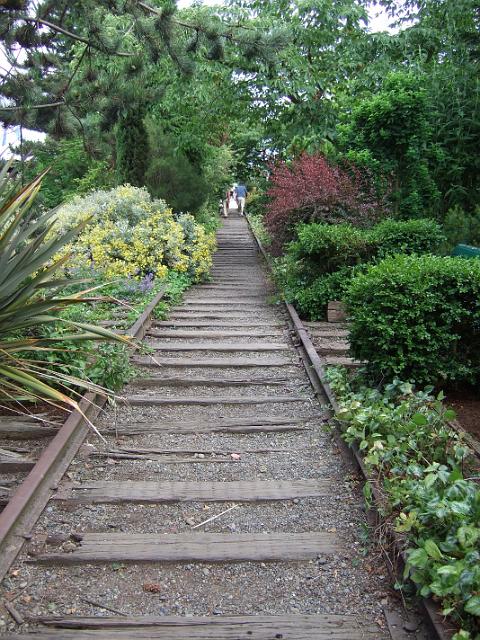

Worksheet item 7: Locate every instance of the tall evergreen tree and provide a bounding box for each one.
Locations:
[115,109,149,187]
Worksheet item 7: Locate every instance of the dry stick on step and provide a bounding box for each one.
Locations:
[92,452,241,463]
[4,600,25,625]
[0,447,25,459]
[81,598,127,617]
[112,447,300,455]
[191,504,240,530]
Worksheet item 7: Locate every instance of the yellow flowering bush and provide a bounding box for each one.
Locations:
[54,185,215,281]
[178,214,216,281]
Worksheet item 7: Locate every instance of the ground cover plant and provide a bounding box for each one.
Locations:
[326,368,480,639]
[43,271,193,392]
[346,254,480,387]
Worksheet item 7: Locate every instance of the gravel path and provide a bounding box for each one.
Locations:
[0,213,420,639]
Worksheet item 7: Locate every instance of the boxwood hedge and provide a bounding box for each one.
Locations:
[346,254,480,385]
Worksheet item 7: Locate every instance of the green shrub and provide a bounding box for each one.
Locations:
[370,218,445,257]
[278,219,444,320]
[346,254,480,385]
[294,267,362,321]
[291,222,373,276]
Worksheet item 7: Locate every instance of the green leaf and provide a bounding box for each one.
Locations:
[407,548,429,568]
[464,596,480,616]
[411,412,428,426]
[424,473,437,488]
[444,408,456,421]
[424,539,443,560]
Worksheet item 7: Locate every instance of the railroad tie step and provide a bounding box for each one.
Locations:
[123,395,311,406]
[103,414,324,435]
[21,614,381,638]
[132,356,295,367]
[146,342,289,352]
[128,376,289,388]
[33,531,341,564]
[147,329,284,338]
[54,479,333,504]
[151,320,284,327]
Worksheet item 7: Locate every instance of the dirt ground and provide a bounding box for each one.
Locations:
[447,388,480,440]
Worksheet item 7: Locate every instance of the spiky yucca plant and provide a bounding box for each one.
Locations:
[0,162,128,422]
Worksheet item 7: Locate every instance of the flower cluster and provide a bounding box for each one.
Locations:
[54,185,215,282]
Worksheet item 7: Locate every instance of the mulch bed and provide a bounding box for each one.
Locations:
[446,388,480,440]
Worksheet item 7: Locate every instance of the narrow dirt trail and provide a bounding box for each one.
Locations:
[1,213,397,639]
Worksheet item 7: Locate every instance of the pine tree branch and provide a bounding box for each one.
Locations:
[61,45,88,96]
[16,15,135,57]
[0,100,66,111]
[136,0,269,49]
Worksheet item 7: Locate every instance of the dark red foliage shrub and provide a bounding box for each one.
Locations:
[264,152,387,252]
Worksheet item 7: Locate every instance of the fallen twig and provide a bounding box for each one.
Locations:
[81,597,127,617]
[4,600,24,625]
[191,504,239,529]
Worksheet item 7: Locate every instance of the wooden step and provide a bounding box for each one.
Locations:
[103,415,321,435]
[182,298,266,304]
[129,376,288,388]
[152,320,283,328]
[124,395,310,406]
[324,356,363,368]
[132,356,294,367]
[55,479,332,504]
[147,330,283,338]
[315,342,349,355]
[147,342,288,352]
[167,313,276,320]
[172,306,272,313]
[27,614,379,638]
[34,531,340,564]
[0,456,35,473]
[0,418,58,440]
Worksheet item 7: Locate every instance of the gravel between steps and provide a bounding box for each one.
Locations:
[0,215,409,639]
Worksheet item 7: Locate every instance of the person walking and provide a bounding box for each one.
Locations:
[234,183,248,215]
[223,187,231,218]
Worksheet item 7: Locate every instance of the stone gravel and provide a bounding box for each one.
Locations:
[0,216,409,639]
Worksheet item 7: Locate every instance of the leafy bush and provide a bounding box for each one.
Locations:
[264,152,386,252]
[54,185,216,282]
[293,267,360,320]
[292,223,373,274]
[346,254,480,385]
[277,219,444,320]
[338,72,440,219]
[327,370,479,638]
[370,218,446,258]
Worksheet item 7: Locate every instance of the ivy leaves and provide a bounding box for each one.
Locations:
[328,369,480,635]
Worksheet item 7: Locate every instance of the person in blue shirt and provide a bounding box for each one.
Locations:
[234,183,248,215]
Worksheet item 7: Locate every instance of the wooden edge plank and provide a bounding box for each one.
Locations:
[29,614,378,632]
[123,395,311,406]
[33,532,341,564]
[54,479,333,503]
